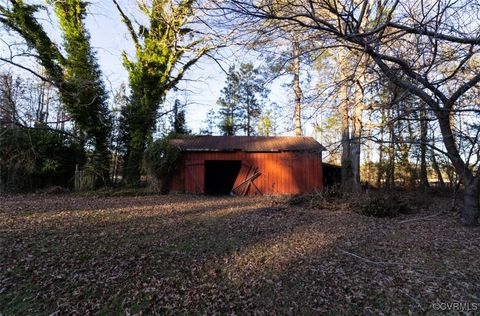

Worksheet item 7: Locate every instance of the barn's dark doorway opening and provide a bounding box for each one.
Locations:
[205,160,242,195]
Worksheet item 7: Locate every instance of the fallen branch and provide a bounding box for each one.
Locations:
[337,248,418,268]
[398,212,443,224]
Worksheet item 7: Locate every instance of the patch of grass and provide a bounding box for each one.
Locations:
[0,282,48,316]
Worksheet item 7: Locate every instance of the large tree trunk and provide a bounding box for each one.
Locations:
[292,39,303,136]
[387,108,395,189]
[437,112,479,225]
[350,80,363,192]
[377,110,385,188]
[463,180,480,226]
[123,110,154,185]
[339,77,353,192]
[93,135,111,187]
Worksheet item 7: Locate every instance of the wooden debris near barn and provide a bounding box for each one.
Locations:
[231,164,262,196]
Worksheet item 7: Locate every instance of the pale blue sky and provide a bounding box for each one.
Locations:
[86,0,309,135]
[0,0,308,135]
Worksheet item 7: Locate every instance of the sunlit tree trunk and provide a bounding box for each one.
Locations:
[350,78,364,192]
[292,38,303,136]
[339,54,353,192]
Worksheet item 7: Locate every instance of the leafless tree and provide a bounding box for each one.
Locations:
[211,0,480,225]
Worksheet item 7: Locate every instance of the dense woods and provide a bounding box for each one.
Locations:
[1,0,479,225]
[2,2,480,315]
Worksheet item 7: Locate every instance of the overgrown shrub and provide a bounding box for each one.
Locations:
[0,125,84,192]
[287,185,343,209]
[356,195,410,217]
[143,136,181,193]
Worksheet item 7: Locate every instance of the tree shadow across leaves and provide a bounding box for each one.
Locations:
[1,195,480,315]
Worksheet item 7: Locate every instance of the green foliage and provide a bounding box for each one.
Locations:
[217,63,269,136]
[143,136,181,193]
[199,109,217,135]
[218,65,241,135]
[0,125,84,192]
[114,0,210,185]
[52,0,112,186]
[258,110,273,136]
[170,99,190,135]
[0,1,65,84]
[0,0,112,187]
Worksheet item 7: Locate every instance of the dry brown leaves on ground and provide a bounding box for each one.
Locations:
[1,194,479,315]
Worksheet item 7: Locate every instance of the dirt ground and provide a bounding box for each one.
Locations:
[1,193,479,315]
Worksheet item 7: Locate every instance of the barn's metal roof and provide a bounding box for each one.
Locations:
[171,136,326,152]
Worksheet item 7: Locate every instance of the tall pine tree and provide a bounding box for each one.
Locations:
[217,66,240,135]
[170,99,190,135]
[217,63,268,136]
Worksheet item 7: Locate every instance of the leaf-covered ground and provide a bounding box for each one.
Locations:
[1,194,479,315]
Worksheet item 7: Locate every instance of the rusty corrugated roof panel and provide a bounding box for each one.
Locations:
[171,136,326,152]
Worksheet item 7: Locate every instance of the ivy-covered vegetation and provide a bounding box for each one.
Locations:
[0,0,210,192]
[0,0,111,188]
[143,135,182,193]
[51,0,112,186]
[113,0,212,185]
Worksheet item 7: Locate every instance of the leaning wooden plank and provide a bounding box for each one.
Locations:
[251,181,262,195]
[231,172,261,196]
[232,164,253,190]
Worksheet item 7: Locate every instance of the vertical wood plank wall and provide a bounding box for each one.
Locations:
[170,151,323,195]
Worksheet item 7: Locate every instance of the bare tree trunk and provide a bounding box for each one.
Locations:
[377,110,385,188]
[387,108,395,188]
[351,79,363,192]
[430,148,445,188]
[464,179,480,226]
[247,103,251,136]
[339,57,353,192]
[292,38,303,136]
[437,112,479,225]
[419,104,429,189]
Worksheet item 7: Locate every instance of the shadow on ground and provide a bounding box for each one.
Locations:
[1,194,479,315]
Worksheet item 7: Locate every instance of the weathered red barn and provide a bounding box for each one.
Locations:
[169,136,325,195]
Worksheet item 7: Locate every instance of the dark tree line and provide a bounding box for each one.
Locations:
[0,0,212,190]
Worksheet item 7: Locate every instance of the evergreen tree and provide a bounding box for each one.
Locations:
[170,99,190,135]
[217,63,268,136]
[112,0,213,185]
[237,63,268,136]
[199,109,217,135]
[217,66,240,135]
[0,0,112,187]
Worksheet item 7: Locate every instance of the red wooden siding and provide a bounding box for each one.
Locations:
[169,151,323,195]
